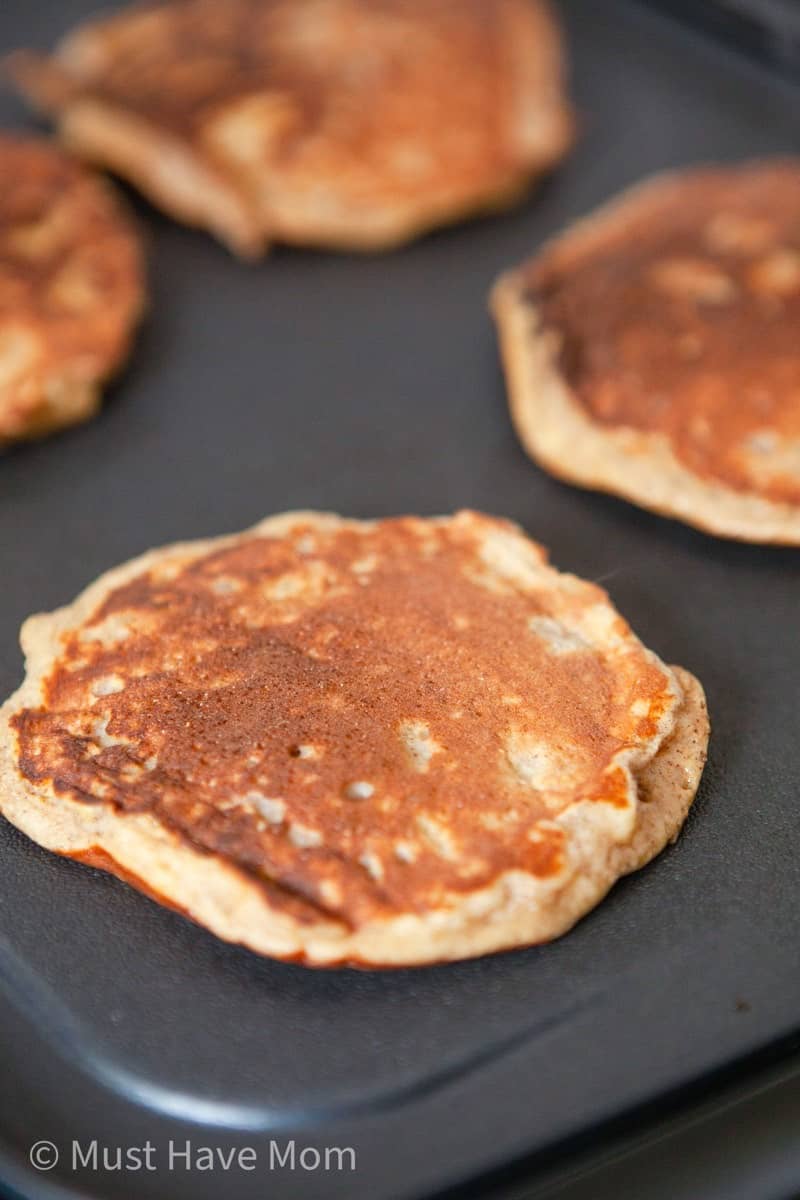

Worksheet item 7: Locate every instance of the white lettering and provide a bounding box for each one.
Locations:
[72,1140,97,1170]
[169,1140,192,1169]
[270,1140,295,1169]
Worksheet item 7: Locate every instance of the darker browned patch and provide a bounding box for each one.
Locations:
[530,162,800,505]
[12,516,672,927]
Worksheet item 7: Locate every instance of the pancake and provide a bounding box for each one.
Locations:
[0,511,708,966]
[8,0,574,258]
[491,161,800,543]
[0,132,144,444]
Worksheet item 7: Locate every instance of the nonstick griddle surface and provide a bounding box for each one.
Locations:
[0,3,799,1198]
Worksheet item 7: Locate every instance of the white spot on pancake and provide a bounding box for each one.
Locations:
[204,90,300,168]
[394,841,417,864]
[306,626,340,658]
[143,755,158,772]
[244,792,286,825]
[359,851,384,881]
[91,675,124,697]
[748,248,800,297]
[0,324,41,388]
[528,615,588,654]
[631,698,650,718]
[649,257,737,304]
[480,810,519,831]
[7,199,72,259]
[704,212,775,255]
[416,814,457,860]
[746,429,778,455]
[580,605,627,647]
[345,780,374,800]
[210,576,240,596]
[475,528,548,591]
[295,535,316,555]
[417,537,440,560]
[83,613,137,648]
[150,559,187,583]
[505,733,575,792]
[527,822,561,850]
[91,715,129,749]
[399,720,441,773]
[289,822,323,848]
[247,562,343,619]
[266,571,306,601]
[293,743,319,760]
[48,257,102,314]
[652,256,738,304]
[319,879,342,907]
[740,432,800,483]
[351,554,378,576]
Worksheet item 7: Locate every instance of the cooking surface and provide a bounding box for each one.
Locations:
[0,2,798,1198]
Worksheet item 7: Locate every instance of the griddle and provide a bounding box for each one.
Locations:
[0,2,799,1198]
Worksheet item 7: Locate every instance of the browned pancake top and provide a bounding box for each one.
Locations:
[12,514,676,928]
[0,133,143,418]
[530,163,800,505]
[31,0,561,198]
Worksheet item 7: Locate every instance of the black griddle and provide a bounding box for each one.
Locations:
[0,3,799,1198]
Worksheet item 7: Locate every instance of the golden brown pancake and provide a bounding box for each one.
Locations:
[8,0,574,257]
[0,511,708,966]
[492,161,800,543]
[0,132,144,444]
